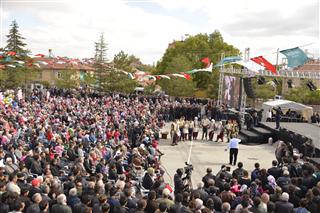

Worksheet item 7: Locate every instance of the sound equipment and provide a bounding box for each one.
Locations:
[243,78,255,98]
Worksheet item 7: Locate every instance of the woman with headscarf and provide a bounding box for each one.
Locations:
[266,175,277,194]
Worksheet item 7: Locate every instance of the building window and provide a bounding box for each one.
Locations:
[57,71,62,79]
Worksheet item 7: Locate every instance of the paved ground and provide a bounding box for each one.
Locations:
[158,123,277,187]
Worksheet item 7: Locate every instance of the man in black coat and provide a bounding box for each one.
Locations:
[267,160,282,180]
[274,192,294,213]
[174,168,185,195]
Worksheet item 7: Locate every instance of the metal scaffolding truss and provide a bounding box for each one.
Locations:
[220,67,320,79]
[217,72,224,105]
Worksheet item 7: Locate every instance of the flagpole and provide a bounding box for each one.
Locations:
[276,48,279,71]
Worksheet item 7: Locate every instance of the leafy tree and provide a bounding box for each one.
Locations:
[0,66,40,89]
[113,50,156,73]
[101,69,137,93]
[55,70,79,89]
[113,50,132,72]
[5,20,29,55]
[81,71,96,88]
[157,78,195,97]
[156,30,240,98]
[284,80,320,104]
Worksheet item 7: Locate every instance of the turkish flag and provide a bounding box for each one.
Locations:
[201,57,210,68]
[251,56,276,74]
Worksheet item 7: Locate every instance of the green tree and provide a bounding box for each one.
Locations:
[55,70,79,89]
[101,69,137,93]
[0,66,40,89]
[5,20,29,55]
[158,78,195,97]
[113,50,132,72]
[156,30,240,98]
[284,80,320,104]
[82,71,96,88]
[93,33,109,91]
[94,33,108,63]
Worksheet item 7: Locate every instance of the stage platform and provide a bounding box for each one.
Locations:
[261,122,320,150]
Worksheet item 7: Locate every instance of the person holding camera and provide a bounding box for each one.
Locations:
[174,168,185,195]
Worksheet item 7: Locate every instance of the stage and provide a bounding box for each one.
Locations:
[261,122,320,151]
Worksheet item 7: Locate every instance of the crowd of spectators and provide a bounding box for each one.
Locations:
[0,89,319,213]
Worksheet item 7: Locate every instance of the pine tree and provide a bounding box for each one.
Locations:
[93,33,109,91]
[5,20,29,55]
[94,33,108,64]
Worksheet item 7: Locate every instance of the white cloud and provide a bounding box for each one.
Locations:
[1,0,319,64]
[155,0,319,62]
[1,0,192,63]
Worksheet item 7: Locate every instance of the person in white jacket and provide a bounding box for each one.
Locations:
[193,117,199,140]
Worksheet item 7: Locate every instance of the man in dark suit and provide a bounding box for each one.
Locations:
[267,160,282,180]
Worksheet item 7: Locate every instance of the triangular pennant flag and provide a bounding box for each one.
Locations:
[215,56,242,67]
[34,63,41,68]
[165,184,173,193]
[35,53,45,57]
[5,57,12,62]
[181,73,191,80]
[251,56,276,74]
[171,74,185,78]
[7,51,16,56]
[147,75,156,81]
[186,63,213,74]
[232,60,263,73]
[201,57,210,68]
[128,73,134,79]
[38,61,48,65]
[159,75,170,80]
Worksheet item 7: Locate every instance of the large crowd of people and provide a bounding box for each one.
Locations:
[0,89,319,213]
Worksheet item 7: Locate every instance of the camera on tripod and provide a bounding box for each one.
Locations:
[184,162,193,178]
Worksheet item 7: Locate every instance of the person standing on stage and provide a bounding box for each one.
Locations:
[226,135,241,165]
[274,107,282,129]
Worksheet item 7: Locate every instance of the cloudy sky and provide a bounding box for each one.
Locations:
[0,0,319,64]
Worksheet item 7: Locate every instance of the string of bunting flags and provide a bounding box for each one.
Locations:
[0,46,310,82]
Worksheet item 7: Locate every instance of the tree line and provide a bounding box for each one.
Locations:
[0,20,319,105]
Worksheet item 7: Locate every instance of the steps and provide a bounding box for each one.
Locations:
[239,126,276,145]
[239,129,263,144]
